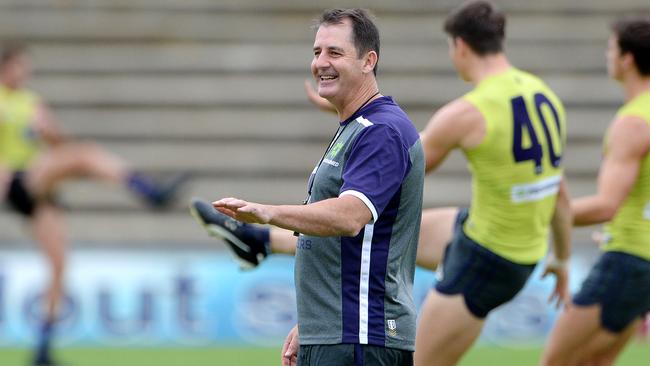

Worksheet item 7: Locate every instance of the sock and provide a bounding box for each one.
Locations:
[241,225,271,255]
[126,172,162,203]
[34,319,54,363]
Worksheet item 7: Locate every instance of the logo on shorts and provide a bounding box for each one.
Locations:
[435,263,445,282]
[387,319,397,337]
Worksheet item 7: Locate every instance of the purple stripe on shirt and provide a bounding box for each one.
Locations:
[341,233,362,343]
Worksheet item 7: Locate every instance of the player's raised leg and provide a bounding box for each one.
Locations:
[27,142,186,208]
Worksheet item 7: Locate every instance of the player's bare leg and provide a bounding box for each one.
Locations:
[27,142,127,195]
[415,207,457,270]
[414,292,484,366]
[577,320,639,366]
[540,304,638,366]
[541,305,601,365]
[28,142,185,207]
[30,203,67,365]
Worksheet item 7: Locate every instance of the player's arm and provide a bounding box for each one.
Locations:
[572,116,650,226]
[419,98,485,173]
[214,195,372,237]
[35,101,66,146]
[304,79,337,114]
[550,178,572,262]
[543,177,572,308]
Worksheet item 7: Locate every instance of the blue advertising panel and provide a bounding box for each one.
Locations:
[0,250,595,347]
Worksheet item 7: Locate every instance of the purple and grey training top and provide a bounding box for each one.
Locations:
[294,96,424,351]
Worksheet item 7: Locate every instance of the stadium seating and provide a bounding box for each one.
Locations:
[0,0,646,245]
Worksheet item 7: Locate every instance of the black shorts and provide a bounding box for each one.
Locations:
[298,344,412,366]
[5,171,36,217]
[573,251,650,333]
[435,208,537,318]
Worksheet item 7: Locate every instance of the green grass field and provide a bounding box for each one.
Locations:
[0,343,648,366]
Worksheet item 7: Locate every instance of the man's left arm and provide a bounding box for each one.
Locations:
[573,116,650,226]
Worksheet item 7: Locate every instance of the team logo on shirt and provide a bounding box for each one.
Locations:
[327,142,344,159]
[387,319,397,337]
[323,142,344,167]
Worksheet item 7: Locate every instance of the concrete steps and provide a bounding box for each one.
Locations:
[0,0,634,245]
[0,11,625,43]
[28,42,607,74]
[31,74,622,107]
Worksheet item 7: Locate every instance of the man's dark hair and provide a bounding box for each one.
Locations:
[1,42,27,66]
[444,1,505,56]
[316,8,380,75]
[612,17,650,76]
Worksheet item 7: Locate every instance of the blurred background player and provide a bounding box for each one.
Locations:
[0,43,186,366]
[541,17,650,366]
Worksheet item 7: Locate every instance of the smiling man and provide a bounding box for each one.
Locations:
[197,8,424,366]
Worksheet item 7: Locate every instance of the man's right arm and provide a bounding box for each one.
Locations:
[214,194,373,238]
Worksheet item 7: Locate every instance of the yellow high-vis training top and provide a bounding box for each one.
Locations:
[0,86,42,170]
[602,90,650,261]
[462,68,567,264]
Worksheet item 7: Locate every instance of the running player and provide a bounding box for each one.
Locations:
[541,17,650,366]
[413,2,571,365]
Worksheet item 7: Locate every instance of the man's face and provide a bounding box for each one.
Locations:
[1,53,31,89]
[606,35,624,81]
[311,19,366,104]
